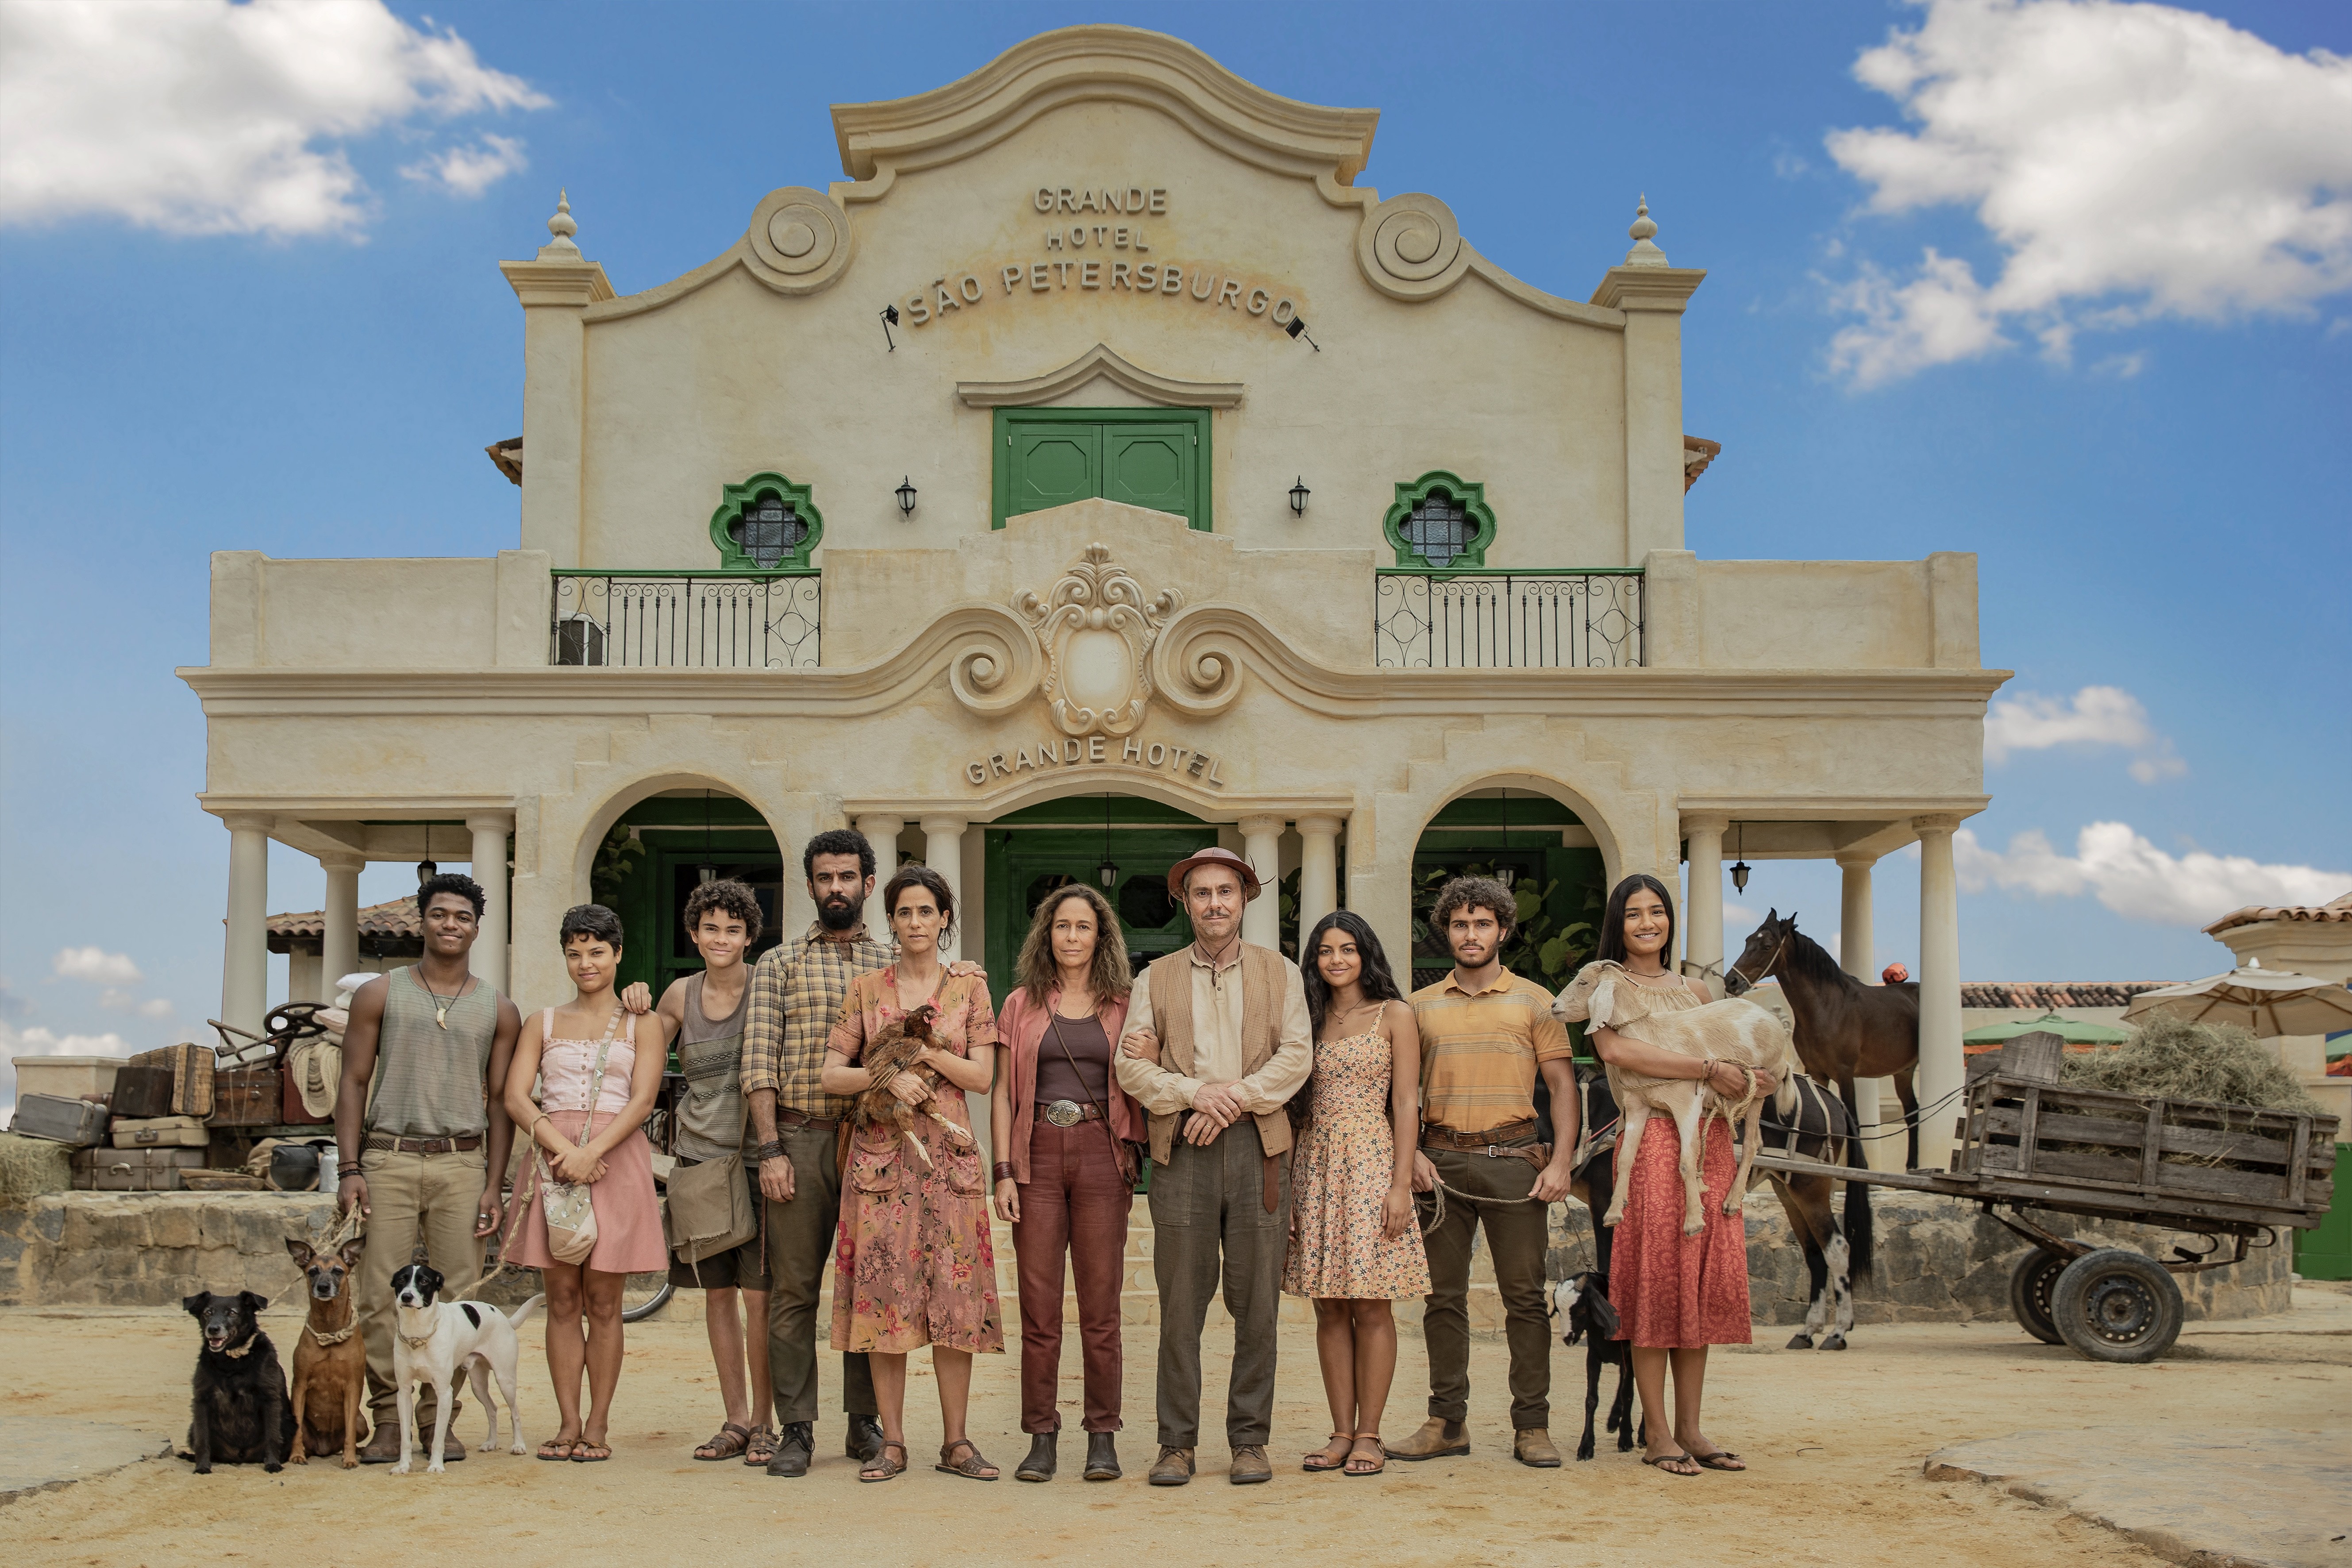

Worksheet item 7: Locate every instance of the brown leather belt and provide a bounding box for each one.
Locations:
[1037,1101,1103,1125]
[776,1106,840,1132]
[362,1133,482,1155]
[1420,1119,1547,1167]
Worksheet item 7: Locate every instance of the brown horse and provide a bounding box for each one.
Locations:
[1725,909,1922,1170]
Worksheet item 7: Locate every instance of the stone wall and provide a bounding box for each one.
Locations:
[1545,1187,2291,1325]
[0,1193,339,1307]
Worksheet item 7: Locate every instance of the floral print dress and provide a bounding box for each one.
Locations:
[826,967,1006,1356]
[1283,1028,1431,1300]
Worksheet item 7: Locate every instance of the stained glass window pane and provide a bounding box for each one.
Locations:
[1405,490,1468,566]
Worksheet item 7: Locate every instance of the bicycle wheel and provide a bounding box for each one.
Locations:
[621,1276,675,1323]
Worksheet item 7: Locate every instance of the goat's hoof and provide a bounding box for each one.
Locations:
[1682,1221,1707,1237]
[1820,1334,1848,1351]
[1785,1332,1814,1350]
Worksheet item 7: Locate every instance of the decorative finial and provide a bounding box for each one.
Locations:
[537,188,581,258]
[1623,193,1669,268]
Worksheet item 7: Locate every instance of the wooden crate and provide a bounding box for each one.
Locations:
[1957,1074,2338,1217]
[208,1068,282,1128]
[129,1043,215,1118]
[73,1146,205,1191]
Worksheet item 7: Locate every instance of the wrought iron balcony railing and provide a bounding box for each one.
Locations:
[1374,569,1643,669]
[549,570,820,669]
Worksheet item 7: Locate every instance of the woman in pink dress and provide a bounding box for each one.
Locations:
[1569,874,1775,1478]
[821,866,1005,1482]
[504,903,673,1462]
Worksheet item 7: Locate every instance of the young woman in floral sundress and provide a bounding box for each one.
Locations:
[1284,910,1429,1476]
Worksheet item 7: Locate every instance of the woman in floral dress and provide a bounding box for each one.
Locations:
[1284,910,1429,1476]
[821,866,1005,1482]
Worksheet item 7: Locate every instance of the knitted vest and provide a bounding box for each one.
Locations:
[1143,942,1293,1165]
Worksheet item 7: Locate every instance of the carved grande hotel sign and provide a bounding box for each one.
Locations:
[898,186,1306,330]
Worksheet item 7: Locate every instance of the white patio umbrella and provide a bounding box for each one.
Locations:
[2122,958,2352,1037]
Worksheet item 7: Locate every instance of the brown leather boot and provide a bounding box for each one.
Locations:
[1514,1428,1562,1468]
[1147,1445,1195,1486]
[359,1418,404,1465]
[1387,1417,1470,1460]
[1228,1445,1272,1485]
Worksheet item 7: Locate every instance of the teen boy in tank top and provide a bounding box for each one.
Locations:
[654,879,776,1465]
[335,872,522,1463]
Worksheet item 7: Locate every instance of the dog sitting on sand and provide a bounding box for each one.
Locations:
[182,1290,296,1473]
[285,1235,370,1468]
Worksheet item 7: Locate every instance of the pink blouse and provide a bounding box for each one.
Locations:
[539,1007,636,1115]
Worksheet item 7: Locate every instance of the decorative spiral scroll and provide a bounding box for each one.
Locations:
[1149,606,1246,719]
[744,186,853,294]
[1355,192,1469,302]
[945,606,1042,717]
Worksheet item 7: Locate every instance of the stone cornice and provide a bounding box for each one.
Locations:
[955,343,1245,408]
[1589,265,1707,312]
[500,258,616,307]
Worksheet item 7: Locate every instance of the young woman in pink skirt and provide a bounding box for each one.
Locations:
[504,903,673,1461]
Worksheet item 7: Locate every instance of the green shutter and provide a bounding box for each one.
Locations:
[993,408,1211,531]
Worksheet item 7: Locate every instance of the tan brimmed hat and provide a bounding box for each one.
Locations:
[1165,846,1264,902]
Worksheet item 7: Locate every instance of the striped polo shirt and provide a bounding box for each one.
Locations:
[1410,968,1574,1135]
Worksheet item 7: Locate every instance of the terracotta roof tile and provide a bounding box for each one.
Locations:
[1959,981,2176,1010]
[266,897,423,956]
[2203,890,2352,936]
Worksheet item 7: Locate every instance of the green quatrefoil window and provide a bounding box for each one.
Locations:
[709,472,823,570]
[1383,470,1496,569]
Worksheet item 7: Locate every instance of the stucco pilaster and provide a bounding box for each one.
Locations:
[1591,204,1704,566]
[494,551,554,666]
[501,195,615,570]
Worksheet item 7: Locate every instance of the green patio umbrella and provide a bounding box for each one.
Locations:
[1963,1011,2134,1047]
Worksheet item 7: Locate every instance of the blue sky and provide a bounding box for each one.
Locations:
[1,0,2346,1084]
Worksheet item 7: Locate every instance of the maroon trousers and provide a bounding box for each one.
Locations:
[1013,1117,1130,1434]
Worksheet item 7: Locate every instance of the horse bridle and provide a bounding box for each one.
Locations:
[1725,932,1789,996]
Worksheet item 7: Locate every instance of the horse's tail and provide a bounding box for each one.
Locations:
[1843,1166,1874,1276]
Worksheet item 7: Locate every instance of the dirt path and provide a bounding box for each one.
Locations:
[4,1298,2344,1568]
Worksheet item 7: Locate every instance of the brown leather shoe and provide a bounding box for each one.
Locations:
[1228,1445,1272,1485]
[359,1421,404,1465]
[1387,1417,1470,1461]
[1514,1428,1562,1468]
[1147,1445,1195,1486]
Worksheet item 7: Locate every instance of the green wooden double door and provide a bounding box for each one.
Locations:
[993,408,1211,531]
[981,807,1220,1012]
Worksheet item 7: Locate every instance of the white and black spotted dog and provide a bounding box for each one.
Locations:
[387,1262,543,1475]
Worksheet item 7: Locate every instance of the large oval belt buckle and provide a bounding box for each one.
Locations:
[1043,1100,1084,1129]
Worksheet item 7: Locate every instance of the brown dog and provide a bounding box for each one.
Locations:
[284,1236,370,1467]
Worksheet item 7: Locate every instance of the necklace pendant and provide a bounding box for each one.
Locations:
[435,1006,449,1029]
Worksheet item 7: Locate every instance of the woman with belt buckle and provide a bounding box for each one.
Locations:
[989,882,1139,1483]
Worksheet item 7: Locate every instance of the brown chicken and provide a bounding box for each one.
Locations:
[851,1003,973,1167]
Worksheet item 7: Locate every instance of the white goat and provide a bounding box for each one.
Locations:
[1552,962,1796,1236]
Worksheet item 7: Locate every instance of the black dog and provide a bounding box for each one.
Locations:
[1555,1271,1635,1461]
[182,1291,295,1473]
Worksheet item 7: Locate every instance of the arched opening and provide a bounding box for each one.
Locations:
[1410,786,1607,996]
[585,787,785,998]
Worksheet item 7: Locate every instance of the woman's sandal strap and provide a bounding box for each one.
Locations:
[859,1440,909,1481]
[1690,1448,1745,1471]
[1303,1432,1353,1471]
[936,1438,998,1479]
[694,1422,753,1460]
[1642,1451,1701,1476]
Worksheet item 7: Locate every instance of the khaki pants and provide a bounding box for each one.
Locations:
[1416,1144,1552,1430]
[762,1121,875,1426]
[358,1146,487,1426]
[1148,1120,1287,1450]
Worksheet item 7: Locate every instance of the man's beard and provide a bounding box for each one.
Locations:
[816,893,862,932]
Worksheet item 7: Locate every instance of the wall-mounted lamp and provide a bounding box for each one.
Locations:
[1288,477,1310,516]
[1283,315,1320,352]
[1729,823,1751,895]
[895,476,918,516]
[879,303,900,351]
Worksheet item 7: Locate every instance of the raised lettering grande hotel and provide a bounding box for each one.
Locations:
[187,26,2006,1165]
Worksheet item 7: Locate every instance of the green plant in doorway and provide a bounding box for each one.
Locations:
[590,823,646,909]
[1410,861,1597,991]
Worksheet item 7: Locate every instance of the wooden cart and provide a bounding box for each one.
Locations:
[1749,1032,2338,1364]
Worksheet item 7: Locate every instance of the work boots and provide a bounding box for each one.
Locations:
[1015,1433,1057,1482]
[1147,1445,1195,1486]
[1514,1428,1563,1468]
[845,1413,886,1465]
[1387,1416,1470,1460]
[1083,1432,1120,1481]
[765,1421,815,1478]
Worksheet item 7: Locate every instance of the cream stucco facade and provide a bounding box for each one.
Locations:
[182,27,2006,1167]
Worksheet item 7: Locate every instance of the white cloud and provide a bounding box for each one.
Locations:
[0,0,549,238]
[52,946,141,986]
[401,133,528,198]
[1983,684,2183,781]
[1956,820,2351,926]
[136,998,175,1021]
[1824,0,2352,385]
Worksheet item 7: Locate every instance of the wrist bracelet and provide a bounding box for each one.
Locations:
[993,1162,1017,1184]
[753,1140,786,1163]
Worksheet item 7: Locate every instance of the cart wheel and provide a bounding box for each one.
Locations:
[2007,1247,2070,1345]
[2049,1248,2183,1364]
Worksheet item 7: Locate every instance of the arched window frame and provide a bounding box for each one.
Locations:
[1383,470,1496,570]
[709,472,824,571]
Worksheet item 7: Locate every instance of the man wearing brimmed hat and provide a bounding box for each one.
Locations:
[1115,846,1313,1487]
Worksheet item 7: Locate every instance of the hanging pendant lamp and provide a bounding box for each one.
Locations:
[416,823,437,885]
[1096,794,1120,889]
[1730,822,1751,895]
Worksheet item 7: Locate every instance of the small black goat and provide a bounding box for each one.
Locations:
[1555,1271,1634,1461]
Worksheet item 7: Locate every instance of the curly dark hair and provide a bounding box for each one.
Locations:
[558,903,625,951]
[1016,884,1132,1009]
[683,878,764,943]
[880,864,956,942]
[416,872,485,919]
[802,828,875,882]
[1595,874,1676,967]
[1432,874,1517,944]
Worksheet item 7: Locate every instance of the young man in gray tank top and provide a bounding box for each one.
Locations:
[335,872,522,1463]
[654,878,775,1465]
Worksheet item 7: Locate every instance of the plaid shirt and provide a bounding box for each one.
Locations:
[740,921,896,1118]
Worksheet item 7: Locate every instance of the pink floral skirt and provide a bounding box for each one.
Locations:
[505,1110,670,1275]
[1609,1115,1753,1348]
[831,1115,1004,1355]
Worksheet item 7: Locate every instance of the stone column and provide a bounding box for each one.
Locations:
[1913,815,1967,1173]
[221,814,273,1036]
[920,816,967,961]
[320,854,364,999]
[467,813,515,998]
[854,814,906,874]
[1295,816,1342,941]
[1590,201,1705,564]
[499,194,614,567]
[1681,813,1728,997]
[1238,815,1287,949]
[1836,853,1890,1171]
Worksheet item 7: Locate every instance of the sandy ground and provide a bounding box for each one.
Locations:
[3,1292,2346,1568]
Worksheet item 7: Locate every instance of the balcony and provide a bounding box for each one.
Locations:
[1374,569,1643,669]
[549,570,820,669]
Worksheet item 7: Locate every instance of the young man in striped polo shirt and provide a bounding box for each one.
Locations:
[1391,875,1579,1470]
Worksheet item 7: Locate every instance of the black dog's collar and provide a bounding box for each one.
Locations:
[217,1331,258,1359]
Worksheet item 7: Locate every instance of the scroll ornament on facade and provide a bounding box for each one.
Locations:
[1014,542,1182,737]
